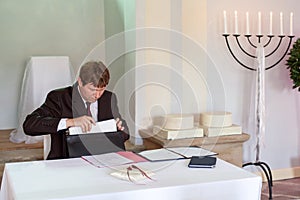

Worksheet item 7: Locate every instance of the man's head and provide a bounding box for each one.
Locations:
[78,61,110,103]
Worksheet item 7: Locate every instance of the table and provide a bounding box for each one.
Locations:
[0,156,261,200]
[139,129,250,167]
[10,56,74,145]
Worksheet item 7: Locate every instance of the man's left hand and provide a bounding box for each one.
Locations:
[116,118,125,131]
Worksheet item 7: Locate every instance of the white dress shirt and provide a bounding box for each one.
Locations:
[57,86,98,131]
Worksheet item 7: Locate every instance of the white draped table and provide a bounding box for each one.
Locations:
[10,56,74,144]
[0,157,262,200]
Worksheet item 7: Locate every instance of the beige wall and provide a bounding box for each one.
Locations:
[133,0,208,144]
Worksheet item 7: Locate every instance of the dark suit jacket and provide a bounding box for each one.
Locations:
[23,83,129,159]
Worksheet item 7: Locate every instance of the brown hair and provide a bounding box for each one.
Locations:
[79,61,110,87]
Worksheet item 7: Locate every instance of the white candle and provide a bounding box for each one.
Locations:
[246,12,250,35]
[258,12,261,35]
[234,11,238,34]
[223,10,228,34]
[280,12,283,35]
[269,12,273,35]
[290,12,293,36]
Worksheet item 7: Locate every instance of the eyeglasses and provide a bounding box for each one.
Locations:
[126,165,154,184]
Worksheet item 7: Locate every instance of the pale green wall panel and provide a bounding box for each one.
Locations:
[0,0,105,128]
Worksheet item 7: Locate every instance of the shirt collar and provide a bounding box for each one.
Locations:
[77,85,97,108]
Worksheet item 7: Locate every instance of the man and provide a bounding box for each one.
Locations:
[23,61,129,159]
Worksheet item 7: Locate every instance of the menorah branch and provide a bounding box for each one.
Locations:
[223,34,255,71]
[223,34,294,71]
[266,35,295,70]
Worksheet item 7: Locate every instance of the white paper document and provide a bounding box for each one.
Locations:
[138,148,183,161]
[82,152,134,167]
[166,147,217,158]
[68,119,117,135]
[138,147,217,161]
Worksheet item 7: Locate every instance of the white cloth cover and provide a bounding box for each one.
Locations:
[10,56,74,146]
[254,44,266,161]
[0,158,262,200]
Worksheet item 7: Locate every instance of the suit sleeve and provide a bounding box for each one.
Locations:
[111,93,130,141]
[23,91,63,136]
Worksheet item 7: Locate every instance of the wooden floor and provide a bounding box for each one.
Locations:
[261,178,300,199]
[0,129,43,151]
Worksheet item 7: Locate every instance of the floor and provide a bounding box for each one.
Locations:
[261,177,300,200]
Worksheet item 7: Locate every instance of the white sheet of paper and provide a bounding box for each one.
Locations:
[138,148,183,161]
[82,152,134,167]
[166,147,217,158]
[69,119,117,135]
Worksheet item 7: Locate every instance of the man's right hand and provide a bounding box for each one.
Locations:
[66,116,96,133]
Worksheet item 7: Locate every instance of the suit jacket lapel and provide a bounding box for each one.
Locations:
[71,83,87,118]
[97,93,102,121]
[97,91,113,121]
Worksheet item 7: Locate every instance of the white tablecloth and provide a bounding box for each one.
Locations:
[10,56,74,144]
[0,158,262,200]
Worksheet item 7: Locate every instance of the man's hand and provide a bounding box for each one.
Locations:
[66,116,96,133]
[116,118,125,131]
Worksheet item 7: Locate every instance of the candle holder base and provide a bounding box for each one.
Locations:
[243,161,273,200]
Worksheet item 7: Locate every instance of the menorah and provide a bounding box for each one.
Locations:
[223,34,294,70]
[222,11,295,200]
[223,11,294,71]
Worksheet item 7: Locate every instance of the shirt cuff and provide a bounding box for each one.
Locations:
[57,118,68,131]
